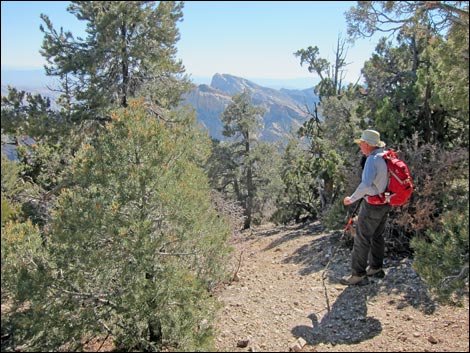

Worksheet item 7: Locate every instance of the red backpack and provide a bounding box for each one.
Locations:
[367,150,413,206]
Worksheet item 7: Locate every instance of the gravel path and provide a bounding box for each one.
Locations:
[214,222,469,352]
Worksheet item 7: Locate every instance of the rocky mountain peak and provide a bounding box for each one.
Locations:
[211,73,261,95]
[183,74,318,142]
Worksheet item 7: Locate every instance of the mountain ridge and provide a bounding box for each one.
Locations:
[1,68,316,91]
[182,73,318,141]
[1,72,318,142]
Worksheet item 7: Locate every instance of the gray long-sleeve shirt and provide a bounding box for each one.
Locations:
[349,149,388,203]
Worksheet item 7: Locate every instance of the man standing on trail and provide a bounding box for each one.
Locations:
[341,129,391,286]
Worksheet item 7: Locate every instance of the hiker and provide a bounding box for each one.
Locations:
[341,129,391,286]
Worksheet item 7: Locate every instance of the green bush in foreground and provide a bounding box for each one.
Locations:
[411,206,469,304]
[2,100,232,351]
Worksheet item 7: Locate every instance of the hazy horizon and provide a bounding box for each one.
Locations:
[2,2,379,89]
[1,67,318,91]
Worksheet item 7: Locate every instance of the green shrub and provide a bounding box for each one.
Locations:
[411,205,469,304]
[2,100,232,351]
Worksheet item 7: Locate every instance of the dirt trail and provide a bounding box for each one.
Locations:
[214,222,469,352]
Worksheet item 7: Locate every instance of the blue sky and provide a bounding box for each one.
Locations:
[1,1,381,89]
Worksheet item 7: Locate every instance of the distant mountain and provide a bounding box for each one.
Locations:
[1,84,62,111]
[182,73,318,141]
[1,68,61,109]
[1,70,319,142]
[187,75,318,90]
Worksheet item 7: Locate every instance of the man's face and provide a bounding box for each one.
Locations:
[359,141,371,156]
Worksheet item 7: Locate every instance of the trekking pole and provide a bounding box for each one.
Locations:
[320,199,362,312]
[342,199,362,236]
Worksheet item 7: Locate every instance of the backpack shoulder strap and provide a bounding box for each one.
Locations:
[382,149,397,160]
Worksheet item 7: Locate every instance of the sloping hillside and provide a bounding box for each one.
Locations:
[182,73,318,141]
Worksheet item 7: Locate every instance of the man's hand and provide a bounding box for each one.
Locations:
[344,196,353,206]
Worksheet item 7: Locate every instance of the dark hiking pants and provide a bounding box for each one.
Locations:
[351,201,391,277]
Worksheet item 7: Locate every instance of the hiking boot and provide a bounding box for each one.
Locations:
[366,266,385,278]
[340,275,369,286]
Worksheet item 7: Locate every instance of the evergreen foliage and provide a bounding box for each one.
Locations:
[411,206,469,303]
[1,153,24,224]
[273,135,319,223]
[2,2,469,351]
[347,0,469,147]
[218,90,267,229]
[284,0,469,300]
[282,41,356,224]
[208,90,285,227]
[40,1,190,119]
[0,150,50,228]
[1,87,65,142]
[249,141,284,224]
[294,35,349,100]
[2,101,232,351]
[1,219,48,303]
[342,0,469,300]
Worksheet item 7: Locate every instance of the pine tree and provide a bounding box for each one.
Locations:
[2,101,232,351]
[345,1,469,299]
[220,90,266,229]
[40,1,190,120]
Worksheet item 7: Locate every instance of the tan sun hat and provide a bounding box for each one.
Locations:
[353,129,386,147]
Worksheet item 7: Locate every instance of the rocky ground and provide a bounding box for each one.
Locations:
[2,222,467,352]
[213,222,469,352]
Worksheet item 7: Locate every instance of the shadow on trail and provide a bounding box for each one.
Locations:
[282,228,345,276]
[292,285,382,345]
[261,222,325,251]
[263,222,437,314]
